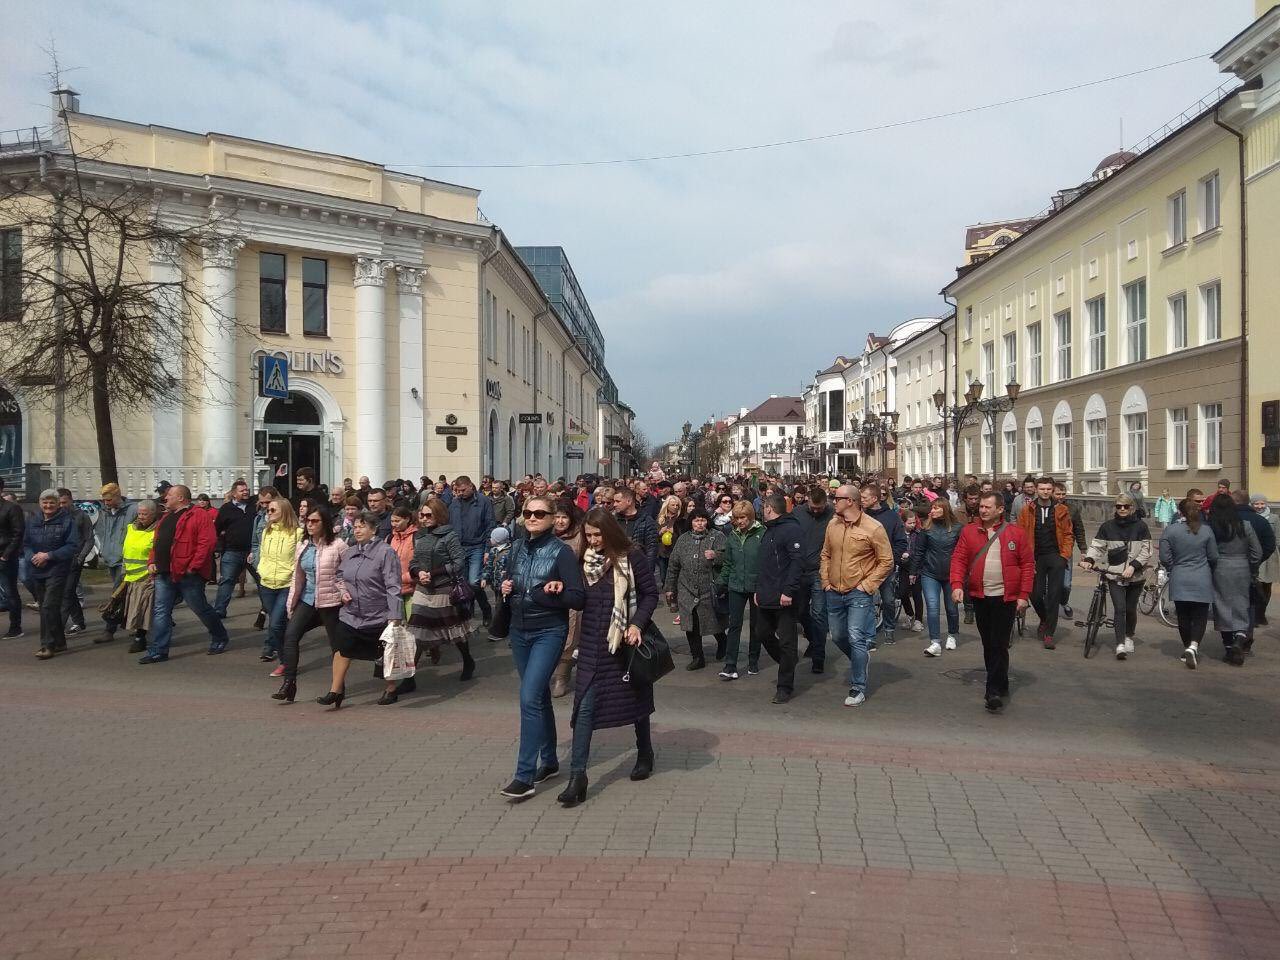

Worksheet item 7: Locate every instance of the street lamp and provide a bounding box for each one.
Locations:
[934,380,1020,482]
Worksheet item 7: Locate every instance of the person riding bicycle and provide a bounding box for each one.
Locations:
[1080,494,1153,661]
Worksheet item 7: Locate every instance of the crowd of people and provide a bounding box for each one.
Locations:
[0,464,1274,804]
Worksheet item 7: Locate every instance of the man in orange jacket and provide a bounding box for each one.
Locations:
[1016,477,1074,649]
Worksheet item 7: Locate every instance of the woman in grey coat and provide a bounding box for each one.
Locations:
[663,509,727,669]
[1159,498,1218,669]
[1206,495,1260,667]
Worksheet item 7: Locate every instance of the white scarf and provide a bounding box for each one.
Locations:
[583,547,636,654]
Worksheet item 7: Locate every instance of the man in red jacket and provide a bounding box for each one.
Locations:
[140,484,229,663]
[950,491,1034,713]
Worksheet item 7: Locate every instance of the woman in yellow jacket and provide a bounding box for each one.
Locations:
[120,500,160,654]
[257,498,302,664]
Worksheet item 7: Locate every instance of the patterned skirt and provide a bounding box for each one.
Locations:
[407,581,471,647]
[122,579,154,631]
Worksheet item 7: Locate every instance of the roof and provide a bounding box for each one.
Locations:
[817,357,852,376]
[739,396,805,424]
[964,218,1041,248]
[1093,151,1137,174]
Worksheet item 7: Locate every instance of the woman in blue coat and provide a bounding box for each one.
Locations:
[558,507,660,808]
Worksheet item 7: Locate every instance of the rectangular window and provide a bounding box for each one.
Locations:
[963,437,973,475]
[1026,323,1042,388]
[981,342,995,388]
[1168,408,1189,469]
[1124,413,1147,469]
[1055,422,1073,473]
[1086,296,1106,373]
[1124,278,1147,362]
[0,228,20,322]
[1201,281,1221,342]
[1169,293,1188,350]
[1027,426,1043,472]
[964,306,973,340]
[981,429,994,473]
[1199,403,1222,468]
[259,252,286,333]
[1200,172,1221,232]
[1003,428,1017,473]
[1054,310,1072,381]
[760,426,768,437]
[506,311,515,372]
[301,257,327,335]
[1003,332,1017,386]
[1168,189,1186,247]
[1086,417,1107,471]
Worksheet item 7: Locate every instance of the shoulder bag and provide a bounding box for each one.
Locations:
[620,580,674,685]
[962,523,1006,602]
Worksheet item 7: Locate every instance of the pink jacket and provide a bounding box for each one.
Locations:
[286,538,348,613]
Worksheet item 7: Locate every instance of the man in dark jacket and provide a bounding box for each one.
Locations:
[57,489,95,635]
[862,482,908,649]
[213,478,254,617]
[752,494,805,704]
[1233,490,1276,647]
[290,466,328,514]
[612,487,658,569]
[0,483,25,639]
[25,489,81,659]
[791,486,834,673]
[449,475,497,623]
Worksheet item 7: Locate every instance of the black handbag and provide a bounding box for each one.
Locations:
[448,570,475,615]
[489,595,511,639]
[622,621,675,685]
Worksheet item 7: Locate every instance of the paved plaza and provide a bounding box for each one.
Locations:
[2,577,1279,959]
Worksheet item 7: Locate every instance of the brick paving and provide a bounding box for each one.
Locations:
[1,577,1279,958]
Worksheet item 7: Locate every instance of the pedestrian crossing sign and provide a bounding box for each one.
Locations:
[260,354,289,399]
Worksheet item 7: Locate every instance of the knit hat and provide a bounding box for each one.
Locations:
[489,527,511,546]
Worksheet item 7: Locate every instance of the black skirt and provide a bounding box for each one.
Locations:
[334,620,386,661]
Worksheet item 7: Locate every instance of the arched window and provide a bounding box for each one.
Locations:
[1083,393,1107,471]
[1120,386,1148,470]
[980,419,994,474]
[1053,400,1073,473]
[1024,406,1044,474]
[1001,411,1018,476]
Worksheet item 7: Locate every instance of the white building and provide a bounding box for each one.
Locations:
[887,316,952,480]
[727,396,806,475]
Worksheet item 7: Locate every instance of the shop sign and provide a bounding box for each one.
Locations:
[566,433,589,443]
[251,347,345,375]
[566,452,584,460]
[485,379,502,401]
[519,413,543,424]
[435,425,468,436]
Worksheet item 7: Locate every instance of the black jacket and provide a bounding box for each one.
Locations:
[792,504,834,575]
[1238,504,1277,566]
[0,500,24,563]
[215,500,255,552]
[755,513,803,609]
[617,510,658,566]
[866,502,909,569]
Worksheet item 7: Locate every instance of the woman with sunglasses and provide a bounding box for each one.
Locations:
[712,493,735,532]
[498,496,587,801]
[550,500,586,698]
[406,498,475,686]
[274,504,347,702]
[256,498,302,664]
[557,507,660,806]
[1081,494,1154,660]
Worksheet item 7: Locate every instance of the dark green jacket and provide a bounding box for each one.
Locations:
[719,521,764,593]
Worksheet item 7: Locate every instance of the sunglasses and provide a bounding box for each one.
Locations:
[1115,504,1133,511]
[306,516,323,524]
[522,509,550,520]
[833,495,853,502]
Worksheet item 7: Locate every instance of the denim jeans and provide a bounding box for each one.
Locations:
[281,602,340,682]
[793,572,828,666]
[508,623,568,783]
[149,572,229,658]
[570,683,653,775]
[0,553,21,632]
[465,545,493,619]
[722,589,758,670]
[257,585,290,656]
[827,588,875,695]
[1062,561,1074,606]
[877,570,899,640]
[213,550,248,616]
[921,574,959,640]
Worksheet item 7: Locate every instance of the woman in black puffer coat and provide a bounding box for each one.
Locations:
[557,507,660,808]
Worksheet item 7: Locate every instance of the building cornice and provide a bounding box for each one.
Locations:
[1214,6,1280,79]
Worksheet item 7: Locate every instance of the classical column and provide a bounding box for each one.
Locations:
[150,237,184,466]
[201,236,244,469]
[395,265,425,479]
[354,255,392,483]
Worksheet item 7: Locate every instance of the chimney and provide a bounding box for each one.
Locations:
[51,87,80,116]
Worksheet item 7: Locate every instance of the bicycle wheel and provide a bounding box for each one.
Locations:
[1157,586,1176,628]
[1138,583,1159,616]
[1083,585,1105,658]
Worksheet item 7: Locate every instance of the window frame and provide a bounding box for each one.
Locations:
[1054,421,1073,473]
[1026,425,1043,472]
[1026,322,1042,388]
[1167,407,1189,470]
[1085,416,1107,471]
[1167,189,1187,247]
[258,251,287,334]
[1199,403,1223,469]
[1168,292,1188,351]
[1123,412,1148,470]
[1200,171,1221,232]
[1053,310,1072,382]
[1123,278,1147,363]
[0,227,21,323]
[1200,281,1221,343]
[1085,295,1106,373]
[1002,331,1017,387]
[301,256,328,336]
[1003,427,1017,474]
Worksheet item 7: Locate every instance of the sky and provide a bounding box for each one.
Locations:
[1,0,1253,444]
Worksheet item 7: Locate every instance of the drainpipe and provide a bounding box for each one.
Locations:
[943,293,958,478]
[1213,108,1248,488]
[478,229,501,476]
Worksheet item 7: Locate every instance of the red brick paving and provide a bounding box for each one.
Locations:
[1,856,1276,960]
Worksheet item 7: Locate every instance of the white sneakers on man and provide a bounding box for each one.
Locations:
[924,641,942,657]
[1124,637,1134,654]
[844,690,866,707]
[945,635,957,650]
[1116,637,1135,660]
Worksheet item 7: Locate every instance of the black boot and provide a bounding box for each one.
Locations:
[556,772,588,807]
[686,633,704,669]
[457,640,476,681]
[630,752,655,781]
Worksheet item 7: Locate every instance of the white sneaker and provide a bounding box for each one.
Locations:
[1123,637,1134,654]
[924,641,942,657]
[912,619,925,633]
[1115,642,1127,660]
[718,668,738,681]
[944,635,957,651]
[844,689,866,707]
[1183,645,1198,669]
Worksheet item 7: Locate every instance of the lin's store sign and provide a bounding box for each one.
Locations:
[251,348,345,376]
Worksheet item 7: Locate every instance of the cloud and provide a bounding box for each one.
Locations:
[821,19,939,72]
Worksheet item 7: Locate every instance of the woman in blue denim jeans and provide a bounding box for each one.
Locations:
[499,496,586,801]
[912,498,962,658]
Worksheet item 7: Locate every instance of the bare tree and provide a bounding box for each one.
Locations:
[627,426,652,469]
[0,83,246,483]
[696,429,727,477]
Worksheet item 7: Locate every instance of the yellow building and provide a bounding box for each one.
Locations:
[1216,2,1280,498]
[0,93,622,497]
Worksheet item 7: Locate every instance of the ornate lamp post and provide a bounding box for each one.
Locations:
[933,380,1020,482]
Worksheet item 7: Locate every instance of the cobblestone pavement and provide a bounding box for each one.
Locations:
[2,577,1278,959]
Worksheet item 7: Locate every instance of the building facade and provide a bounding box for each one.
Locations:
[0,94,629,497]
[888,318,950,480]
[727,397,806,475]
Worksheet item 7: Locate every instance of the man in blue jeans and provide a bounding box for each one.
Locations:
[448,475,496,624]
[213,479,254,617]
[792,486,834,673]
[822,484,893,707]
[862,481,908,650]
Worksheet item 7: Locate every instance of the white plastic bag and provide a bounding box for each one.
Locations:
[381,622,416,681]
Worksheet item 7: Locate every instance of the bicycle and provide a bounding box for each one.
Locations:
[1138,566,1176,628]
[1076,577,1113,659]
